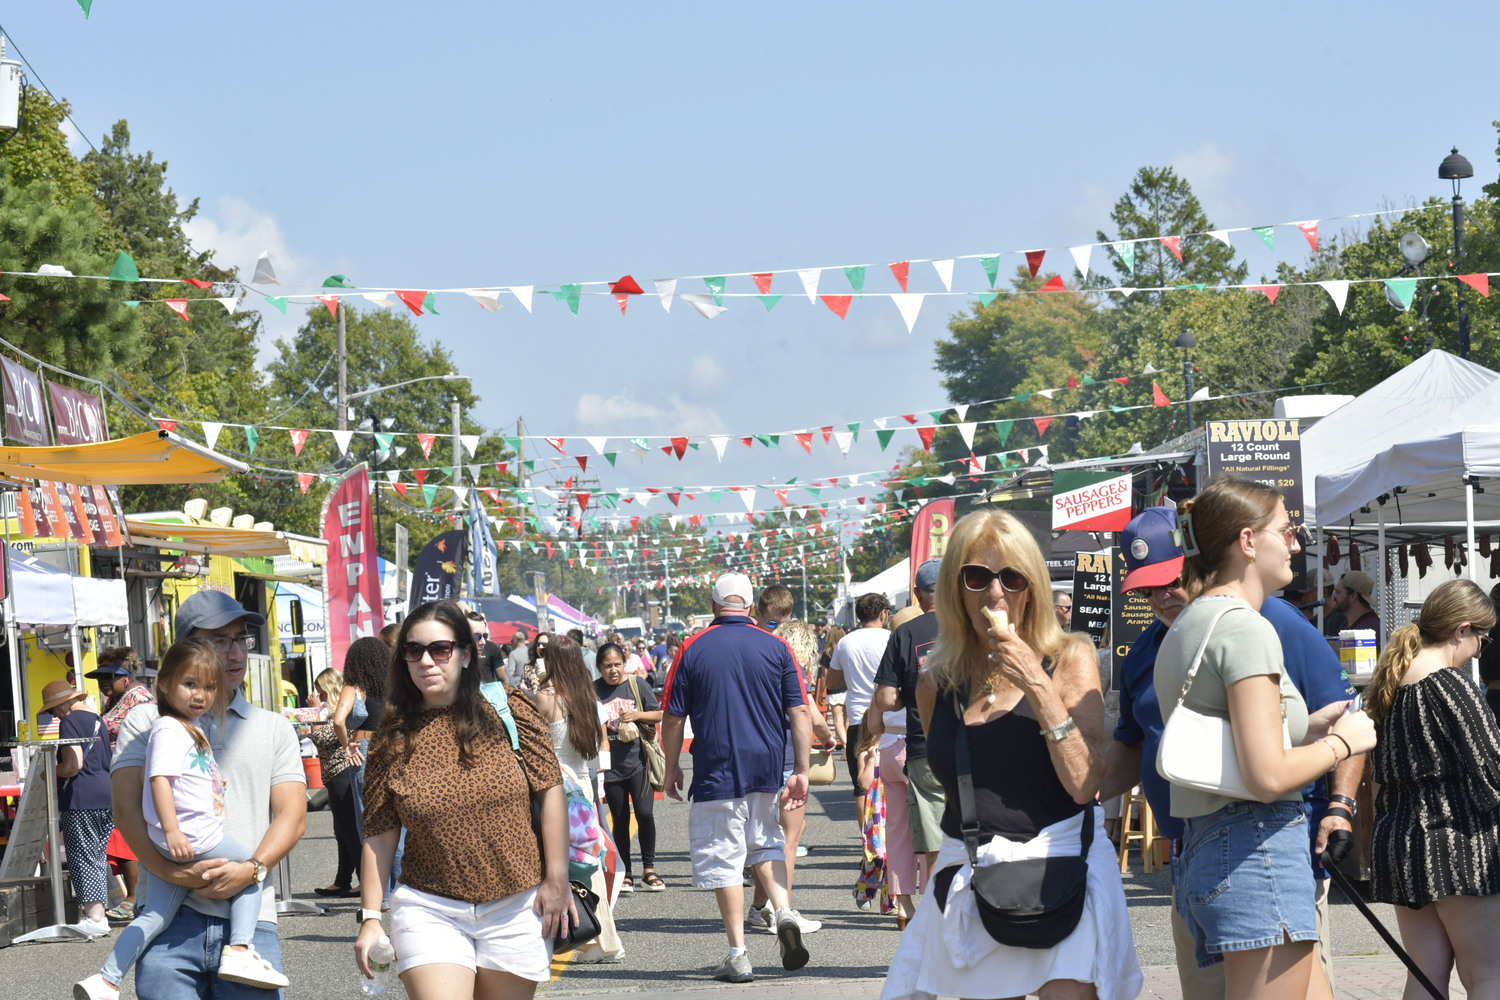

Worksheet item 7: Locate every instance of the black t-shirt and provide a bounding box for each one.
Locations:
[594,676,661,781]
[477,641,507,686]
[872,611,940,759]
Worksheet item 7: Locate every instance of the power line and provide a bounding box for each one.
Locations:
[0,23,100,156]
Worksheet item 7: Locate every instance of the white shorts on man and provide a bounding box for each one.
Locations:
[689,793,785,888]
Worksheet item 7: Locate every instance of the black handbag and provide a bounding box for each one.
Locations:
[933,696,1093,950]
[552,880,602,953]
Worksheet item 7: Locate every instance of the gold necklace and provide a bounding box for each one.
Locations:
[980,672,1007,705]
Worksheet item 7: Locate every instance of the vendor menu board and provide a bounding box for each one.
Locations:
[1071,549,1112,647]
[1206,419,1305,591]
[1109,548,1155,692]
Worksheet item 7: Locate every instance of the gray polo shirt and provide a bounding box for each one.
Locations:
[112,689,304,923]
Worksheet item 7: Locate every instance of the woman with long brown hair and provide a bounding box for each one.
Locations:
[533,634,607,787]
[1366,578,1500,999]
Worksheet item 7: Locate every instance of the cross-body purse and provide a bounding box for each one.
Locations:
[1156,603,1290,799]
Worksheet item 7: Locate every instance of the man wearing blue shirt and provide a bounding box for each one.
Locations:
[1101,506,1363,997]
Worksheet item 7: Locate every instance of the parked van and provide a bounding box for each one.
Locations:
[611,616,647,640]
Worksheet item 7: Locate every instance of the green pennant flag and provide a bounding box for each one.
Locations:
[908,475,929,487]
[978,292,998,307]
[374,431,395,452]
[265,296,288,314]
[704,276,726,306]
[603,452,617,466]
[980,255,1000,288]
[421,484,438,507]
[844,265,866,294]
[847,421,860,442]
[754,434,773,448]
[709,491,723,504]
[422,291,440,314]
[323,274,355,288]
[552,283,582,315]
[108,251,140,282]
[928,410,944,422]
[688,441,701,450]
[1383,278,1418,311]
[245,426,259,454]
[629,437,649,450]
[1015,392,1031,402]
[78,0,93,16]
[995,421,1014,447]
[785,477,797,485]
[529,541,539,553]
[524,460,535,472]
[442,466,455,480]
[758,294,782,311]
[806,486,822,498]
[1252,226,1275,251]
[1112,242,1136,274]
[1081,374,1096,386]
[1173,283,1207,292]
[500,436,520,453]
[122,301,139,309]
[1110,404,1129,413]
[876,428,896,451]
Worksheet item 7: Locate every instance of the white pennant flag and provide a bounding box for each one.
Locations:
[710,435,729,461]
[385,469,399,483]
[668,515,681,530]
[1069,246,1092,281]
[508,286,534,312]
[674,547,682,560]
[931,258,954,291]
[1113,287,1137,298]
[953,403,969,420]
[215,297,239,315]
[680,294,727,319]
[653,278,676,313]
[636,492,655,507]
[1318,280,1351,315]
[585,436,609,455]
[891,293,925,333]
[740,488,757,513]
[394,445,407,458]
[362,292,394,308]
[466,290,505,312]
[460,434,480,458]
[956,421,977,450]
[201,422,224,450]
[331,429,354,455]
[251,251,280,285]
[874,417,888,430]
[1142,361,1159,374]
[452,486,469,508]
[833,431,853,455]
[797,268,821,302]
[467,464,481,482]
[1191,387,1211,402]
[935,474,956,485]
[1207,230,1232,246]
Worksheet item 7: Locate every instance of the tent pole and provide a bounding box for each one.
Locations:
[70,624,85,697]
[1375,505,1387,649]
[1314,526,1324,635]
[3,499,22,736]
[1466,481,1479,585]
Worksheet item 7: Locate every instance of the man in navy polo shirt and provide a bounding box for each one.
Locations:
[1101,506,1363,997]
[661,573,814,983]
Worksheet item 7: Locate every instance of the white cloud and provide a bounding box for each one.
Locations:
[573,391,726,435]
[684,354,724,393]
[1170,141,1248,227]
[60,116,85,152]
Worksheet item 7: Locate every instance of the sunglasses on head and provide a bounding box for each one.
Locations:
[403,640,458,663]
[465,611,486,623]
[960,564,1028,593]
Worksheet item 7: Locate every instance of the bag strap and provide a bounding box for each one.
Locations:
[479,681,522,752]
[1173,603,1247,707]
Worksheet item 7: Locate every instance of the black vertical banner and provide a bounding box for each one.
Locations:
[412,530,468,606]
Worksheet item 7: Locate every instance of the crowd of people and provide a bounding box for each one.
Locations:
[32,471,1500,1000]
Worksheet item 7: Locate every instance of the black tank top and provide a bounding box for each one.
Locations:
[361,695,387,730]
[926,685,1084,841]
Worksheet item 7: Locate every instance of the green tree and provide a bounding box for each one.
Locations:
[1093,166,1247,291]
[0,91,95,204]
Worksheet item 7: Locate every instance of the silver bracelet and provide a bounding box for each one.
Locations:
[1040,716,1078,743]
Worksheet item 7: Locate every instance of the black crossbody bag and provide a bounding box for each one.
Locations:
[933,696,1094,950]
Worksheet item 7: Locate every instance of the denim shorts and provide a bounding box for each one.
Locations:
[1173,800,1318,967]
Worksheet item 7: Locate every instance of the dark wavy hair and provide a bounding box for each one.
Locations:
[375,600,499,768]
[596,642,627,671]
[540,634,599,761]
[342,636,390,699]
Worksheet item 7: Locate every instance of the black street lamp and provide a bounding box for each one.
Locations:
[1175,329,1197,428]
[1439,146,1474,358]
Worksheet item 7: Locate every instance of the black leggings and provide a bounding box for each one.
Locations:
[325,766,361,888]
[603,769,656,874]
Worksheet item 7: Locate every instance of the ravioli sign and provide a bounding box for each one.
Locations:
[1052,470,1133,532]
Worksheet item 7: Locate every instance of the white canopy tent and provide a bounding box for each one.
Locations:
[832,557,911,624]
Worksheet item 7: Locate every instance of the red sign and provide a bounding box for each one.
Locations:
[1,357,50,446]
[909,498,956,595]
[48,382,107,445]
[320,466,383,670]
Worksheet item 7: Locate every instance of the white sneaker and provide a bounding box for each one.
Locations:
[217,946,291,989]
[74,917,110,939]
[72,974,119,1000]
[786,908,822,934]
[745,902,774,932]
[774,908,810,971]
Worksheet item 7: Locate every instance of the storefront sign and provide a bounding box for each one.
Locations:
[1206,419,1305,589]
[320,466,384,669]
[909,498,955,595]
[1052,470,1133,532]
[47,382,107,445]
[1,357,50,446]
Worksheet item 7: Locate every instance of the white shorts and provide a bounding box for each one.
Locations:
[688,793,785,889]
[827,690,847,707]
[388,883,552,981]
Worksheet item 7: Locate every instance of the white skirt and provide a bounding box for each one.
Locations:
[881,809,1142,1000]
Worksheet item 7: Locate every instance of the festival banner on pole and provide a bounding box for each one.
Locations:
[47,381,108,445]
[909,498,955,597]
[412,530,468,606]
[1,357,51,446]
[320,465,384,671]
[1052,470,1133,532]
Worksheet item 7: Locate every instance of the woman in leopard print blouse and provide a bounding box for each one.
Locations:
[354,601,574,999]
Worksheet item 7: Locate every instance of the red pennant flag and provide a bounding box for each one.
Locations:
[1033,416,1053,436]
[1152,382,1171,407]
[1025,250,1046,278]
[1458,273,1491,297]
[575,491,591,511]
[297,473,315,495]
[393,482,408,499]
[1039,274,1066,292]
[916,426,935,452]
[664,491,680,506]
[795,432,813,454]
[157,419,178,432]
[482,487,501,504]
[609,275,643,295]
[0,293,9,302]
[614,294,629,315]
[741,436,754,448]
[181,279,213,289]
[413,433,437,458]
[575,455,588,472]
[1159,236,1182,261]
[1113,376,1130,385]
[395,290,427,315]
[565,476,574,490]
[828,478,839,487]
[888,261,909,292]
[774,488,788,506]
[902,414,918,424]
[545,543,554,559]
[414,469,429,485]
[289,428,309,455]
[316,295,339,318]
[545,437,567,453]
[821,294,852,319]
[820,426,833,444]
[751,272,773,294]
[1066,374,1078,389]
[165,299,191,322]
[670,436,688,459]
[1251,285,1281,304]
[660,445,674,457]
[1297,221,1319,252]
[496,462,508,477]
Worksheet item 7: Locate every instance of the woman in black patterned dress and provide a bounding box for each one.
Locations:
[1367,578,1500,1000]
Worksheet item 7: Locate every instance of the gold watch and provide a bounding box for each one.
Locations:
[247,857,268,883]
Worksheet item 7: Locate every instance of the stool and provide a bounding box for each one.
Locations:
[1116,787,1168,874]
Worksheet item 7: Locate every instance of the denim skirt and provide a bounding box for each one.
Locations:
[1173,799,1318,967]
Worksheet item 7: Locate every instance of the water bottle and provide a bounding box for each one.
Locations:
[363,935,394,995]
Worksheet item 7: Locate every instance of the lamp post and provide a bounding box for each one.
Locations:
[1175,329,1197,429]
[1439,146,1474,359]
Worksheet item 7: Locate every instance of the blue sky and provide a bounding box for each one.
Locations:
[6,1,1499,549]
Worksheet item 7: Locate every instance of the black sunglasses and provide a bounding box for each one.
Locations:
[960,564,1028,593]
[403,640,458,663]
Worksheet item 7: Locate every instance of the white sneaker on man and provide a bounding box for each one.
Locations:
[217,946,291,989]
[785,908,822,934]
[712,950,754,983]
[72,973,119,1000]
[74,917,110,939]
[745,902,774,932]
[775,907,810,970]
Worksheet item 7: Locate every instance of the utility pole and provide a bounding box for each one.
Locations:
[516,416,527,541]
[801,558,808,619]
[451,397,462,490]
[663,548,673,623]
[336,303,347,431]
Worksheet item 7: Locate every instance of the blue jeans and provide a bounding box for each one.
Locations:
[133,906,283,1000]
[387,827,406,894]
[102,834,261,985]
[351,739,369,839]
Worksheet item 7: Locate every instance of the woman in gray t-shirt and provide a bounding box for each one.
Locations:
[1154,476,1375,1000]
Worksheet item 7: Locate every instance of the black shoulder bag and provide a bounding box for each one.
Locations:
[933,695,1094,950]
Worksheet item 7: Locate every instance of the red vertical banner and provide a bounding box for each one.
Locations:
[92,485,125,547]
[17,484,43,537]
[909,497,956,595]
[320,466,383,671]
[40,482,81,538]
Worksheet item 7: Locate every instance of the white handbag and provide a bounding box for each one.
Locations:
[1157,603,1290,800]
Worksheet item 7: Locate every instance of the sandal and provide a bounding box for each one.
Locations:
[639,871,665,891]
[620,875,634,893]
[105,902,135,922]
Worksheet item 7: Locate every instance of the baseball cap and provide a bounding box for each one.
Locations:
[175,588,265,636]
[1340,571,1375,602]
[712,572,753,609]
[84,663,132,680]
[914,559,942,593]
[1120,506,1185,594]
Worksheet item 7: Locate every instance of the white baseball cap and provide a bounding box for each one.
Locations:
[712,572,753,609]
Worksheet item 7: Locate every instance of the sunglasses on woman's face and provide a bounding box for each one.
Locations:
[960,564,1028,593]
[403,640,458,663]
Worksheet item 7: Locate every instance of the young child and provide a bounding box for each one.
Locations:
[75,638,288,999]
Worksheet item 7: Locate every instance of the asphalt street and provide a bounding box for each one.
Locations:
[7,757,1411,998]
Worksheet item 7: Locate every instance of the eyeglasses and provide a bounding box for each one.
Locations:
[1256,521,1307,548]
[403,640,458,663]
[205,633,256,654]
[1466,626,1492,651]
[1145,577,1183,594]
[960,564,1028,593]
